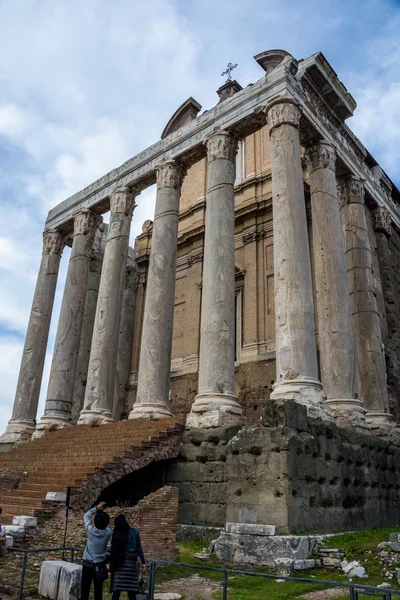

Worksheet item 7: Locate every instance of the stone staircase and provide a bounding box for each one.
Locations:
[0,418,184,524]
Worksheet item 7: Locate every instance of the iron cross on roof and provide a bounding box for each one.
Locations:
[221,62,238,81]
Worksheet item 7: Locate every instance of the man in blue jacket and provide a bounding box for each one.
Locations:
[81,501,111,600]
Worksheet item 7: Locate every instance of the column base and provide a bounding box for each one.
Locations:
[270,377,331,420]
[32,415,72,439]
[129,402,173,420]
[0,420,36,447]
[365,411,395,437]
[186,392,243,429]
[325,399,369,432]
[77,409,114,425]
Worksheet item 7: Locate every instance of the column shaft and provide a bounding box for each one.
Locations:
[35,211,102,434]
[113,264,138,420]
[187,131,243,428]
[338,177,393,432]
[130,161,184,419]
[79,187,136,424]
[305,141,365,427]
[71,232,104,423]
[266,98,324,410]
[0,230,65,445]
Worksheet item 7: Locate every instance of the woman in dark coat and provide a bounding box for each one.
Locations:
[109,514,146,600]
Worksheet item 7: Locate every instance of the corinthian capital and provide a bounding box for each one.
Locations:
[156,160,186,191]
[373,206,392,237]
[205,131,238,163]
[337,177,365,210]
[42,228,65,255]
[266,97,300,134]
[73,209,103,238]
[109,187,136,217]
[305,141,336,172]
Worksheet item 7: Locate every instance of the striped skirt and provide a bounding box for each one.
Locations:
[110,550,140,592]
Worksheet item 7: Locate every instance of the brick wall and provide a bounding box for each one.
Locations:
[0,469,20,495]
[108,486,179,561]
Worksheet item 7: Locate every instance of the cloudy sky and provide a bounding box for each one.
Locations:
[1,0,399,429]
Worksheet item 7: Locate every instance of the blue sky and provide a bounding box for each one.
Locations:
[0,0,399,429]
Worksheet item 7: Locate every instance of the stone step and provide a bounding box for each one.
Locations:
[0,494,46,506]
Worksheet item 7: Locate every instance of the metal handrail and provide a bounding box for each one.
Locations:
[7,547,400,600]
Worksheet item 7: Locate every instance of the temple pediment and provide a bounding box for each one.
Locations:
[161,97,202,139]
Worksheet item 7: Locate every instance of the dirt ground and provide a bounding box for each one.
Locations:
[155,574,222,600]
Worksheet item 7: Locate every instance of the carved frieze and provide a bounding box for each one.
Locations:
[42,228,65,255]
[304,141,336,172]
[125,264,139,290]
[266,98,300,133]
[187,250,203,266]
[373,206,392,237]
[73,209,103,238]
[205,131,238,163]
[109,187,136,216]
[156,160,186,191]
[337,177,365,210]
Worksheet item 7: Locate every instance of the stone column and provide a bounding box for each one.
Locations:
[113,264,138,420]
[79,187,136,424]
[372,206,400,420]
[129,160,185,419]
[266,98,324,412]
[186,131,243,428]
[0,229,65,445]
[35,210,102,435]
[71,226,105,424]
[338,177,393,433]
[305,141,366,428]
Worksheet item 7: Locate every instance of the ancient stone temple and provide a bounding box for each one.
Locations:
[1,49,400,535]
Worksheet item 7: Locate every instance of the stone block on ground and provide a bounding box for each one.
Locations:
[46,492,67,502]
[5,535,13,548]
[39,561,82,600]
[225,522,278,536]
[293,559,315,570]
[12,515,37,527]
[3,525,25,539]
[274,558,293,576]
[389,533,400,543]
[389,542,400,552]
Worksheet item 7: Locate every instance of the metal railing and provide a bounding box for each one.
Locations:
[8,547,400,600]
[9,546,84,600]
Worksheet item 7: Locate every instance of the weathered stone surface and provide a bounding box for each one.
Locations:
[36,211,101,433]
[46,492,67,502]
[214,531,314,567]
[187,132,243,428]
[266,98,324,414]
[0,229,65,445]
[38,561,82,600]
[293,559,315,570]
[113,263,138,420]
[131,161,184,419]
[274,558,294,575]
[80,189,136,424]
[12,515,37,527]
[5,535,13,548]
[71,225,105,423]
[389,533,400,542]
[338,177,392,430]
[176,524,223,541]
[3,525,25,539]
[225,523,278,536]
[389,542,400,552]
[306,141,365,429]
